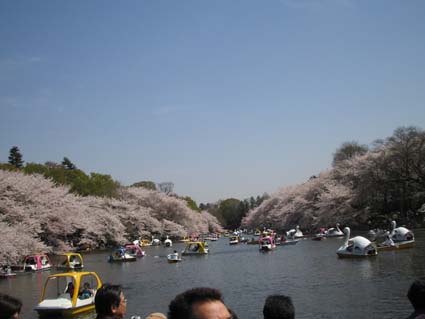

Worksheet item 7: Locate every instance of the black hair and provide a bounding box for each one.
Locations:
[407,277,425,311]
[0,293,22,319]
[263,294,295,319]
[94,283,123,315]
[168,287,225,319]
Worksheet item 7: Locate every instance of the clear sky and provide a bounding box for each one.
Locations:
[1,0,424,204]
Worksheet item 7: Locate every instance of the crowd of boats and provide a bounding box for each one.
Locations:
[0,220,415,317]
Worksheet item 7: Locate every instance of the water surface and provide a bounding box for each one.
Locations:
[1,229,424,319]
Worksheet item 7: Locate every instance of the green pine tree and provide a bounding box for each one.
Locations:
[8,146,24,168]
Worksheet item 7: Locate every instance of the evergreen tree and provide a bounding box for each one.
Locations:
[62,157,76,170]
[8,146,24,168]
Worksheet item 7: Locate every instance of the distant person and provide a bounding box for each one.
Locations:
[406,277,425,319]
[95,283,127,319]
[0,293,22,319]
[65,282,75,297]
[263,294,295,319]
[168,287,234,319]
[79,282,94,299]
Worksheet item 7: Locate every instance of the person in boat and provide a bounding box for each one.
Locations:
[382,231,395,247]
[79,282,94,299]
[95,283,127,319]
[66,282,75,297]
[168,287,235,319]
[406,277,425,319]
[263,294,295,319]
[0,293,22,319]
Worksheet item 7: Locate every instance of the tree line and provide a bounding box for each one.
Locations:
[1,148,120,198]
[242,126,425,232]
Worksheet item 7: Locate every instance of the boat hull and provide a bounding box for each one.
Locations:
[35,304,95,317]
[377,240,415,251]
[337,252,377,258]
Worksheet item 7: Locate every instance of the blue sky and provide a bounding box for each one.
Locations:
[1,0,424,204]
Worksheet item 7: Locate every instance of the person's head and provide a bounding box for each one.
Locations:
[84,282,91,289]
[168,287,232,319]
[407,277,425,311]
[0,293,22,319]
[95,284,126,318]
[144,313,167,319]
[263,295,295,319]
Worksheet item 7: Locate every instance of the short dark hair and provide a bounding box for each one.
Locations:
[95,283,123,315]
[407,277,425,311]
[0,293,22,319]
[263,295,295,319]
[168,287,225,319]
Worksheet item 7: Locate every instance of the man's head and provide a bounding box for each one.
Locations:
[263,295,295,319]
[168,287,232,319]
[0,293,22,319]
[407,277,425,311]
[95,283,127,318]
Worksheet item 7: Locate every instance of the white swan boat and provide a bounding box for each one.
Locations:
[164,236,173,247]
[286,225,303,239]
[390,220,415,244]
[336,227,377,258]
[325,223,344,237]
[376,221,415,250]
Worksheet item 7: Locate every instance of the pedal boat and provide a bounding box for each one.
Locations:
[167,252,182,263]
[336,227,377,258]
[259,236,276,251]
[325,223,344,237]
[164,236,173,247]
[56,253,84,270]
[229,235,239,245]
[389,220,415,247]
[286,225,304,239]
[19,254,52,272]
[0,266,16,278]
[124,244,146,257]
[377,228,415,251]
[108,248,137,262]
[34,271,102,317]
[181,241,209,255]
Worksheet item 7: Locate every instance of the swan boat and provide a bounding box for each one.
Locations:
[259,236,276,251]
[389,220,415,247]
[56,253,84,270]
[325,223,344,237]
[34,271,102,317]
[164,236,173,247]
[336,227,377,258]
[167,252,182,263]
[181,241,209,255]
[286,226,303,239]
[377,221,415,250]
[140,239,152,247]
[108,248,137,262]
